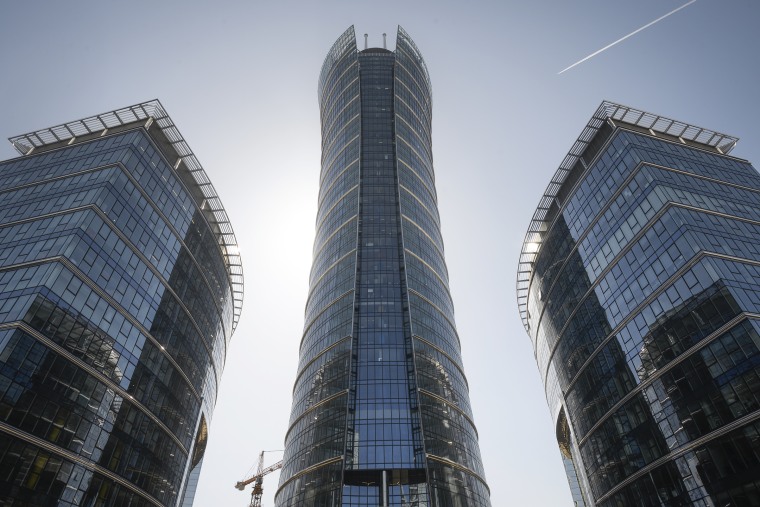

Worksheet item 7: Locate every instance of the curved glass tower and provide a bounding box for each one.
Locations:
[276,27,490,507]
[0,101,242,506]
[518,102,760,506]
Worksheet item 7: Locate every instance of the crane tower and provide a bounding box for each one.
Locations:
[235,451,283,507]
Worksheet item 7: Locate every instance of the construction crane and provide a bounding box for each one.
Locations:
[235,450,283,507]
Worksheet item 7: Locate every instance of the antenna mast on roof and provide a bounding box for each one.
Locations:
[364,34,368,49]
[383,33,387,49]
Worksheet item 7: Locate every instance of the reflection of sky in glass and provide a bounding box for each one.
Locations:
[1,2,759,505]
[349,51,420,470]
[528,121,760,503]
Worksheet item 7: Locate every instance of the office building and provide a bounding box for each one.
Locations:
[518,102,760,506]
[0,101,243,506]
[276,27,490,506]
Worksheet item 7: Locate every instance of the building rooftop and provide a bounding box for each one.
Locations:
[8,100,244,332]
[360,47,392,53]
[516,101,739,332]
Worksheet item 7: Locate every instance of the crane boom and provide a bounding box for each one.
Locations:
[234,460,283,490]
[235,450,284,507]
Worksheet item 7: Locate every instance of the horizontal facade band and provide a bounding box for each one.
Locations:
[292,335,352,394]
[518,119,743,330]
[594,407,760,504]
[275,455,344,499]
[321,110,360,158]
[408,288,460,348]
[318,158,359,209]
[399,183,441,230]
[319,135,360,188]
[564,250,760,394]
[418,389,478,439]
[307,249,357,304]
[0,159,230,341]
[315,185,359,232]
[577,312,760,447]
[7,106,244,332]
[532,159,760,345]
[312,216,358,261]
[0,420,163,506]
[300,290,355,348]
[396,135,434,186]
[397,158,438,208]
[394,61,431,118]
[394,93,431,140]
[0,255,201,402]
[283,390,348,443]
[413,335,468,390]
[0,321,189,455]
[404,248,451,298]
[425,453,490,494]
[543,199,760,388]
[318,55,358,116]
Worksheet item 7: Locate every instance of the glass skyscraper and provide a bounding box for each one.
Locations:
[518,102,760,506]
[0,101,242,506]
[276,27,490,507]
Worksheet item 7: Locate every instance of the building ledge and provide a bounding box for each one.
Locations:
[8,100,244,332]
[516,101,739,332]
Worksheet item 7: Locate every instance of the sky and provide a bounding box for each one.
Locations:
[1,1,759,506]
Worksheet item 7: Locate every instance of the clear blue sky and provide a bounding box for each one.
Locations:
[1,1,758,505]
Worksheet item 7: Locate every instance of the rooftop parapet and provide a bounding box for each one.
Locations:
[516,101,739,332]
[8,99,244,332]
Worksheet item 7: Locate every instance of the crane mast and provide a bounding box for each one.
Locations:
[235,450,283,507]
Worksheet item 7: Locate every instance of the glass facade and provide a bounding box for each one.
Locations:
[519,102,760,506]
[276,27,490,507]
[0,102,242,506]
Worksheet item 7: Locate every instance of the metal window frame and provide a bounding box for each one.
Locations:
[516,101,739,331]
[8,99,244,331]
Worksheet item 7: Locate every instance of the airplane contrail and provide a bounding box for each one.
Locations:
[558,0,697,75]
